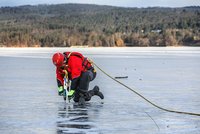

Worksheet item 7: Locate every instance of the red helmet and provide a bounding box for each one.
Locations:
[52,52,65,67]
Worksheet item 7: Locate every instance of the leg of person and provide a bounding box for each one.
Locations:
[73,91,81,102]
[75,71,91,103]
[73,92,85,105]
[84,70,104,101]
[85,86,104,101]
[78,71,91,93]
[77,70,104,102]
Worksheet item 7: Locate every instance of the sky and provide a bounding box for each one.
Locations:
[0,0,200,8]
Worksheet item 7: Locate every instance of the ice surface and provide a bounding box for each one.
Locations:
[0,47,200,134]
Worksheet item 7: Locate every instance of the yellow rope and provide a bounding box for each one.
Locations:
[93,62,200,117]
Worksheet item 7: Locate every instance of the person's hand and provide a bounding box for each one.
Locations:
[67,89,75,100]
[58,86,64,96]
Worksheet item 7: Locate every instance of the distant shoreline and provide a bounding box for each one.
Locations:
[1,5,199,47]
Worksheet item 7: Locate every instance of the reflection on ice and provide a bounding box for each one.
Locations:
[57,102,103,134]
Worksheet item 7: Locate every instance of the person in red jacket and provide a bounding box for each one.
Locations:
[52,52,104,104]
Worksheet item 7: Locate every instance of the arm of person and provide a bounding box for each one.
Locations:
[56,68,65,95]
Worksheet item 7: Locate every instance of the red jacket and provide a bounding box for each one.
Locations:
[56,52,93,89]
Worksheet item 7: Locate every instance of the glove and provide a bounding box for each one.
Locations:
[67,89,75,100]
[58,86,65,96]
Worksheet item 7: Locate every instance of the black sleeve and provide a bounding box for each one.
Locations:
[57,79,63,87]
[70,77,79,90]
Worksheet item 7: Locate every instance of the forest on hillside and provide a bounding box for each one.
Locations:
[0,4,200,47]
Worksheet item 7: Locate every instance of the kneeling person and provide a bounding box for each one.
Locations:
[52,52,104,104]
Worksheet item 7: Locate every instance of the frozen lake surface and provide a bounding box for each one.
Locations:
[0,47,200,134]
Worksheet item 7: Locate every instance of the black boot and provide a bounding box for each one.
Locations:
[92,86,104,99]
[84,86,104,101]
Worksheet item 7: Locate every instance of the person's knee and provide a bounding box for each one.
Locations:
[88,71,94,81]
[73,97,79,102]
[73,93,79,102]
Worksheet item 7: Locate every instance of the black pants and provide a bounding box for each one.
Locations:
[74,69,96,102]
